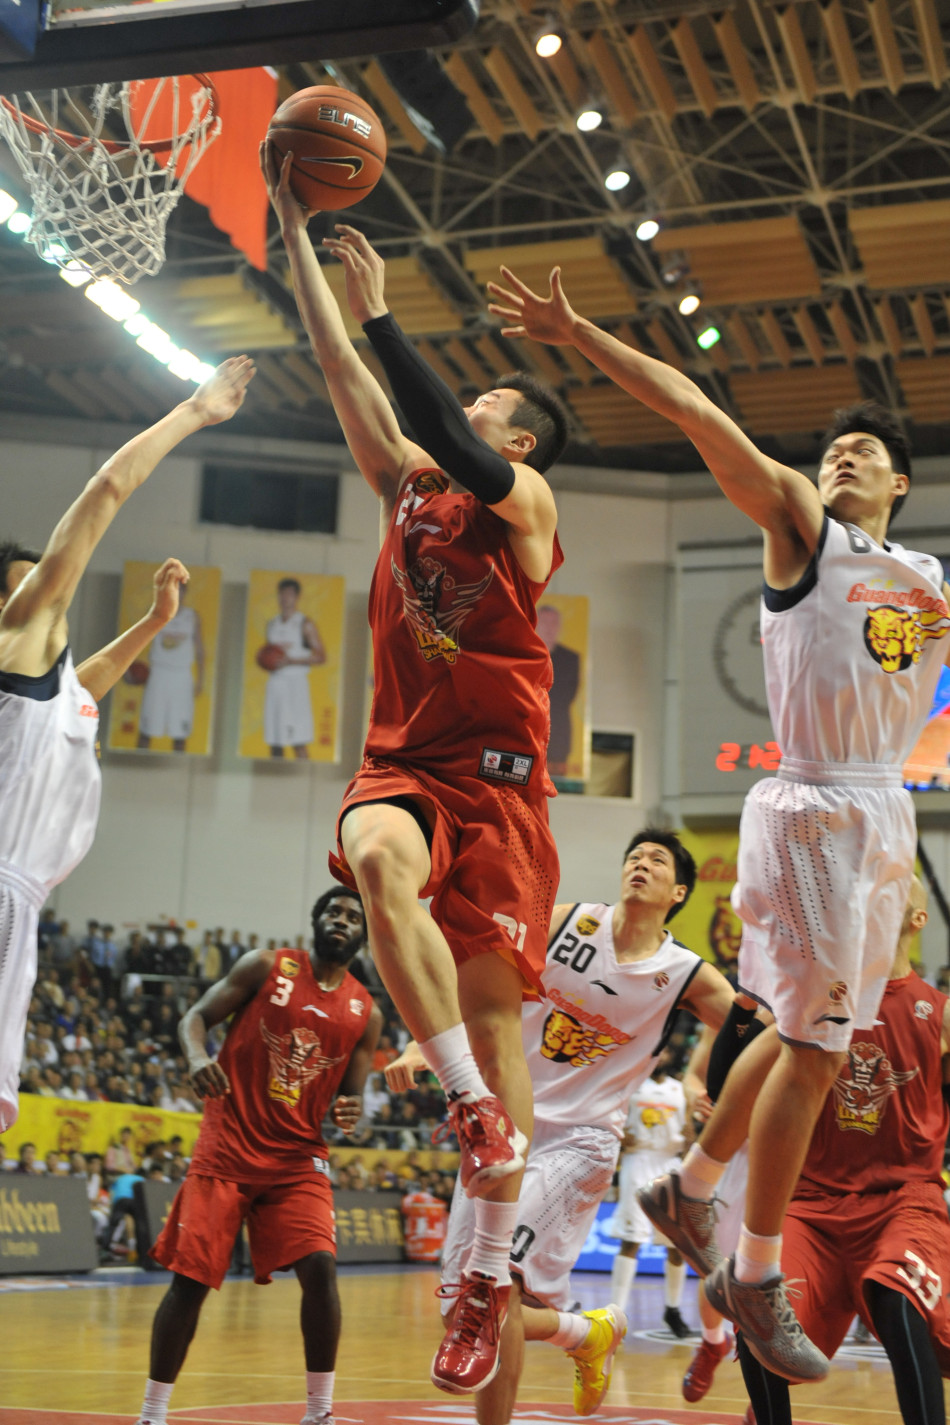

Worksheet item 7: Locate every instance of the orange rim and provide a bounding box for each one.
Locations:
[0,75,218,156]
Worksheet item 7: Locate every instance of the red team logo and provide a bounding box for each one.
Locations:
[830,1040,918,1136]
[260,1022,345,1107]
[391,555,494,664]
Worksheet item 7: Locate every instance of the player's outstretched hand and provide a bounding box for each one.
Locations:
[487,265,578,346]
[148,557,189,627]
[322,225,387,326]
[189,1057,230,1099]
[191,356,255,426]
[259,140,319,229]
[332,1095,363,1135]
[384,1040,427,1094]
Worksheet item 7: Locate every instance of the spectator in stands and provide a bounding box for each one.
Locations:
[61,1069,86,1100]
[123,982,148,1033]
[194,931,221,986]
[225,930,244,972]
[50,919,77,969]
[43,1149,69,1175]
[39,1067,64,1097]
[106,1126,136,1175]
[63,1019,92,1053]
[154,1004,179,1055]
[15,1142,38,1173]
[100,925,120,997]
[38,906,60,950]
[85,1071,106,1101]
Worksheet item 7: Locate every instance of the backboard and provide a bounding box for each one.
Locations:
[0,0,479,92]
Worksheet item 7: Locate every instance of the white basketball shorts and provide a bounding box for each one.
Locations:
[734,759,916,1052]
[264,669,314,749]
[0,868,43,1132]
[139,667,195,740]
[442,1120,619,1311]
[608,1148,677,1245]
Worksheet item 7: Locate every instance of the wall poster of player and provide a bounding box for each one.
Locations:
[107,561,222,756]
[238,569,345,761]
[538,592,590,791]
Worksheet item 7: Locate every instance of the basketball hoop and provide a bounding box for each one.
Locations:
[0,76,219,285]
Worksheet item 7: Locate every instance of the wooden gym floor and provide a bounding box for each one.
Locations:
[0,1264,937,1425]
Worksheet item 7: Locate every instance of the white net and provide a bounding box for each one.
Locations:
[0,77,220,285]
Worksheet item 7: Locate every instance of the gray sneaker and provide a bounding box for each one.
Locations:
[704,1257,829,1383]
[636,1171,723,1276]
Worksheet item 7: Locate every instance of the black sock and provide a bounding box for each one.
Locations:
[867,1281,946,1425]
[736,1331,793,1425]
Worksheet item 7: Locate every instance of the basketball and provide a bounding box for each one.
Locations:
[256,642,286,672]
[267,85,387,212]
[124,660,150,686]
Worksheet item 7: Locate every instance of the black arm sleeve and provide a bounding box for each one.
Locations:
[706,1001,764,1102]
[362,312,516,505]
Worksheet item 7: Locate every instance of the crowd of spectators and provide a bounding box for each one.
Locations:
[23,909,452,1151]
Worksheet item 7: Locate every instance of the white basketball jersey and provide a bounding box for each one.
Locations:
[149,605,196,671]
[624,1073,687,1155]
[267,611,307,659]
[525,902,702,1139]
[0,648,101,890]
[763,516,949,767]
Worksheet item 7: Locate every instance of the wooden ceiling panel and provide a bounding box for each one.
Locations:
[569,384,685,444]
[653,217,821,303]
[466,237,636,319]
[896,356,950,423]
[849,201,950,289]
[731,366,862,434]
[319,256,459,338]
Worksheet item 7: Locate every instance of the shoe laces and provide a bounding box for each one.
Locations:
[436,1278,499,1349]
[758,1275,806,1336]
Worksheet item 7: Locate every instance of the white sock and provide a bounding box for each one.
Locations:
[610,1250,637,1309]
[418,1023,490,1102]
[665,1259,686,1309]
[735,1226,782,1284]
[702,1320,727,1345]
[139,1380,173,1425]
[464,1198,519,1284]
[678,1143,727,1202]
[548,1310,591,1350]
[303,1369,334,1421]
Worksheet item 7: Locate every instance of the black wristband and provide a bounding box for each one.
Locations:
[707,1000,762,1102]
[362,312,516,505]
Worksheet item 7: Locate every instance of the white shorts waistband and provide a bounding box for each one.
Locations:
[0,860,47,910]
[777,757,903,789]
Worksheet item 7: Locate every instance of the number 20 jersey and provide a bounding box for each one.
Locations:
[524,902,702,1141]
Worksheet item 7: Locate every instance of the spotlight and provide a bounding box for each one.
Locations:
[0,189,18,223]
[697,325,721,349]
[534,19,564,57]
[7,210,30,234]
[635,217,660,241]
[575,105,604,132]
[604,161,631,192]
[661,253,687,285]
[678,287,701,316]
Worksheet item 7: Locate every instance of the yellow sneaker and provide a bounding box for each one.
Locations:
[566,1304,627,1416]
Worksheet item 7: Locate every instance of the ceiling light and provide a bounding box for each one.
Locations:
[7,210,30,235]
[85,279,140,322]
[575,106,604,133]
[59,261,93,288]
[604,162,631,192]
[636,217,660,241]
[678,287,701,316]
[697,325,721,349]
[534,20,564,58]
[0,189,18,224]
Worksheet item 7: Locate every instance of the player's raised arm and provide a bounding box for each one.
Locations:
[488,267,823,561]
[0,358,254,654]
[261,143,426,504]
[324,226,559,563]
[179,949,274,1098]
[75,558,189,703]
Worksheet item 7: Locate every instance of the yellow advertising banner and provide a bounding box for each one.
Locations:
[538,593,590,789]
[239,570,345,761]
[0,1098,203,1162]
[674,826,923,971]
[108,561,222,756]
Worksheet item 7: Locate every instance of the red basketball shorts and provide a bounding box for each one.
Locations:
[783,1180,950,1373]
[331,756,559,995]
[151,1172,336,1289]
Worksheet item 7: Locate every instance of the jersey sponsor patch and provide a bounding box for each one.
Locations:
[576,914,600,936]
[479,747,534,785]
[349,998,366,1017]
[279,956,300,978]
[915,999,935,1019]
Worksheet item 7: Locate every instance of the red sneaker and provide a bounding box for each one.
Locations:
[681,1333,733,1402]
[431,1273,511,1394]
[442,1092,528,1199]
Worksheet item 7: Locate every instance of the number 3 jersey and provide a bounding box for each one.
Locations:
[524,902,703,1141]
[189,949,373,1185]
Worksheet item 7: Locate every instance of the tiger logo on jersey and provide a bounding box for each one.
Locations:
[863,606,950,674]
[639,1103,675,1129]
[830,1040,918,1135]
[391,555,495,664]
[260,1021,345,1107]
[576,915,600,936]
[540,1007,626,1068]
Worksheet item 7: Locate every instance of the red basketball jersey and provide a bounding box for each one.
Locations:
[365,469,564,793]
[797,971,948,1196]
[189,950,373,1185]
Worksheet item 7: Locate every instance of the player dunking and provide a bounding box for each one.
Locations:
[388,830,735,1424]
[135,890,381,1425]
[488,266,950,1382]
[0,357,254,1132]
[261,144,569,1394]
